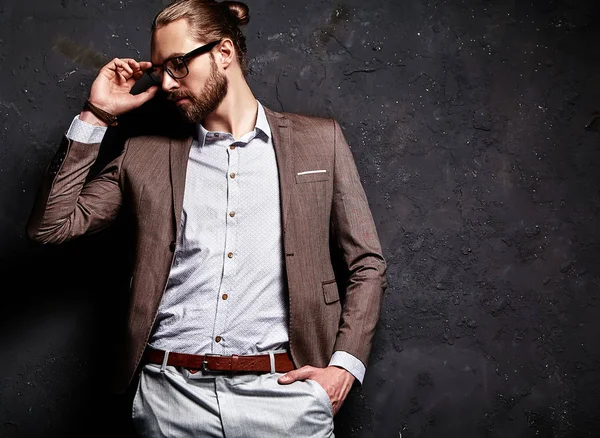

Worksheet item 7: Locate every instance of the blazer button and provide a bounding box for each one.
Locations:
[169,241,176,251]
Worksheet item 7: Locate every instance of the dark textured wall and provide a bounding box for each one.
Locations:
[1,0,600,436]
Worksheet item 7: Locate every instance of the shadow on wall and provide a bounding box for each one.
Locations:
[0,227,136,436]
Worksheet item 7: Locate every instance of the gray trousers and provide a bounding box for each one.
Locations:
[132,363,335,437]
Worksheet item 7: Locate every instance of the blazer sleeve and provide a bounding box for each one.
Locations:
[26,135,128,244]
[330,118,388,366]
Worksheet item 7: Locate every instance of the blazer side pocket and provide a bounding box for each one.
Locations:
[322,279,340,304]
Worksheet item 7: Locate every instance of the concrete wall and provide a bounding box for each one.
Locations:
[1,0,599,436]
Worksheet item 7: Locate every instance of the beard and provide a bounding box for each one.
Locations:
[170,55,228,124]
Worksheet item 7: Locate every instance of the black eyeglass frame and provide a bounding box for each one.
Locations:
[148,39,222,83]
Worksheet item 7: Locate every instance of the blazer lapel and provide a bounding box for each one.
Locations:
[169,135,194,236]
[264,106,293,233]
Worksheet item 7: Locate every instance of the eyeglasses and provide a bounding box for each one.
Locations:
[148,39,221,84]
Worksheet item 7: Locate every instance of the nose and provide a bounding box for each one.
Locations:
[161,71,179,92]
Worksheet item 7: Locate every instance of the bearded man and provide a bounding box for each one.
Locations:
[27,0,387,436]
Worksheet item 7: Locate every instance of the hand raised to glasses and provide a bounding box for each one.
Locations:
[88,58,159,117]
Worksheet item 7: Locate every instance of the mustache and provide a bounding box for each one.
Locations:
[169,93,192,101]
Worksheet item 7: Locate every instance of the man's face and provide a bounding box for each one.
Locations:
[151,19,227,124]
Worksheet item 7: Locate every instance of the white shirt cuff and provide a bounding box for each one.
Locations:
[328,351,366,384]
[65,114,108,144]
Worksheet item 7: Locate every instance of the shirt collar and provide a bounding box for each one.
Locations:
[254,100,272,140]
[197,100,271,146]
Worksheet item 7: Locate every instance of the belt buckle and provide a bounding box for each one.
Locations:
[202,353,222,372]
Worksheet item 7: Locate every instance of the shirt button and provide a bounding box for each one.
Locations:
[222,294,228,300]
[230,172,236,179]
[215,336,222,343]
[227,252,233,258]
[230,145,236,150]
[214,133,220,137]
[229,211,235,217]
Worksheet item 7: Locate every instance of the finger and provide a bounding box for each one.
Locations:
[119,58,139,66]
[121,59,151,71]
[109,58,133,72]
[126,59,146,74]
[278,366,314,384]
[109,58,134,77]
[129,66,148,82]
[130,85,159,106]
[117,63,134,76]
[333,402,342,416]
[132,70,145,80]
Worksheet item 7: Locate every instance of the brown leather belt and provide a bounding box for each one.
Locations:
[142,348,295,373]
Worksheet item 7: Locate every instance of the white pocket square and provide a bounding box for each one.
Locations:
[297,170,327,175]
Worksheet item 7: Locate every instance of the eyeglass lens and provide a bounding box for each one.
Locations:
[148,58,188,83]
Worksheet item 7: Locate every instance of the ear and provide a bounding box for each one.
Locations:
[215,38,235,70]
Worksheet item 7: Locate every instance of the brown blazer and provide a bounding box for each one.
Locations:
[27,106,387,393]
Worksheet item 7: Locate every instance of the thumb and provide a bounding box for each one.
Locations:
[278,366,314,384]
[131,85,159,107]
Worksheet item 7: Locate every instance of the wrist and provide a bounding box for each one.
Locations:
[82,100,118,127]
[79,110,109,127]
[331,365,355,380]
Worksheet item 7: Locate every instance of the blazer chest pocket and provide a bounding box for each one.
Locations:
[295,170,330,184]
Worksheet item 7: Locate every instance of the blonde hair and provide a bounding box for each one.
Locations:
[152,0,250,76]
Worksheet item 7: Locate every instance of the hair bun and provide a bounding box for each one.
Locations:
[221,1,249,26]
